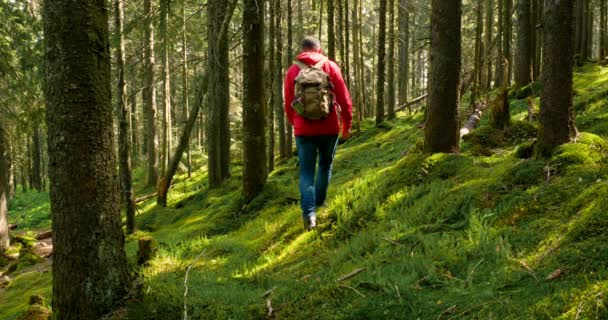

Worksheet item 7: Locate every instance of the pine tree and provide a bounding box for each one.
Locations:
[43,0,130,317]
[425,0,462,153]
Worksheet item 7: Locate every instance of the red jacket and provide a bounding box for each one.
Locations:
[284,51,353,137]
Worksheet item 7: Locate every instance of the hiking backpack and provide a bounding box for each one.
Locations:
[291,58,334,120]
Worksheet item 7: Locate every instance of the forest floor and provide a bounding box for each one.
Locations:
[3,63,608,319]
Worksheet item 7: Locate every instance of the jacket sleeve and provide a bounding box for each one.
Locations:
[284,66,296,126]
[330,62,353,134]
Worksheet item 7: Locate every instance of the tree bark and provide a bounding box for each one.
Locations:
[275,0,285,161]
[0,121,9,251]
[144,0,159,188]
[387,0,396,120]
[534,0,543,77]
[485,0,493,88]
[242,0,268,202]
[327,0,336,60]
[601,0,606,59]
[268,0,276,172]
[495,0,504,86]
[503,0,513,85]
[130,89,140,164]
[182,0,192,177]
[425,0,462,153]
[538,0,578,156]
[515,0,532,87]
[115,0,136,234]
[286,0,294,158]
[398,0,410,109]
[43,0,131,317]
[160,0,173,176]
[473,0,484,99]
[375,0,387,126]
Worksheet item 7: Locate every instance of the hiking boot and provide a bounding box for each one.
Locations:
[303,216,317,230]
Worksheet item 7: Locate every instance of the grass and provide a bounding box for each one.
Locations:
[3,63,608,319]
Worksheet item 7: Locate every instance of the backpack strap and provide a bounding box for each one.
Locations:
[313,58,328,69]
[295,61,309,70]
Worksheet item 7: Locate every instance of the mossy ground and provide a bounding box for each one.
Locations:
[3,64,608,319]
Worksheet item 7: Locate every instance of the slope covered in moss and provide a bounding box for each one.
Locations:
[3,64,608,319]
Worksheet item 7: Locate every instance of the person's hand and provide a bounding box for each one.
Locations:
[340,129,351,142]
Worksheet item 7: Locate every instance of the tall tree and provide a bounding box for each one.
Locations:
[387,0,396,119]
[275,0,285,161]
[538,0,578,156]
[484,0,493,88]
[473,0,483,98]
[375,0,387,126]
[207,0,236,188]
[144,0,159,187]
[268,0,276,172]
[286,0,294,158]
[515,0,532,87]
[182,0,192,177]
[601,0,607,59]
[0,121,9,251]
[115,0,136,234]
[327,0,336,59]
[495,0,504,86]
[425,0,462,153]
[160,0,173,175]
[534,0,543,78]
[398,0,410,108]
[242,0,267,201]
[43,0,130,317]
[503,0,513,85]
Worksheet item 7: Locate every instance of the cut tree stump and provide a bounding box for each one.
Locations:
[137,236,158,265]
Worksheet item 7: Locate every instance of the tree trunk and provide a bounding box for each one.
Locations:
[515,0,532,87]
[182,0,192,177]
[344,0,351,85]
[286,0,294,158]
[425,0,462,153]
[242,0,268,202]
[587,2,593,59]
[327,0,336,60]
[534,0,543,77]
[319,0,324,42]
[387,0,396,119]
[537,0,578,156]
[158,77,208,206]
[160,0,173,176]
[601,0,606,59]
[43,0,131,317]
[485,0,493,88]
[398,0,410,108]
[115,0,136,234]
[352,0,362,128]
[275,0,285,161]
[207,0,234,188]
[375,0,387,126]
[495,0,504,86]
[503,0,513,86]
[144,0,159,188]
[32,127,42,191]
[268,0,276,172]
[473,0,483,99]
[0,121,9,251]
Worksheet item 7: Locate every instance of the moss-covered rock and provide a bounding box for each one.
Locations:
[15,304,51,320]
[551,133,608,169]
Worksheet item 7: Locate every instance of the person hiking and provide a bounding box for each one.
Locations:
[284,36,353,230]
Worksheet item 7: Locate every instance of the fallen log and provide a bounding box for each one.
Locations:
[393,94,428,114]
[135,193,157,203]
[460,99,488,137]
[35,231,52,240]
[9,224,17,230]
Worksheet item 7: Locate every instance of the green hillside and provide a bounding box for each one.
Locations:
[3,64,608,319]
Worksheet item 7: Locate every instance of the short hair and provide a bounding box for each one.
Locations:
[301,36,321,51]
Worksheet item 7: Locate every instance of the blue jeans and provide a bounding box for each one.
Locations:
[296,135,339,221]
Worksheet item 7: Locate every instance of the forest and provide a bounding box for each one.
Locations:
[1,0,608,319]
